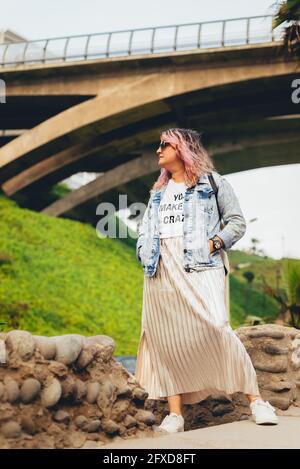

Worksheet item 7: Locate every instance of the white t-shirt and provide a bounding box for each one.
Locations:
[159,178,188,238]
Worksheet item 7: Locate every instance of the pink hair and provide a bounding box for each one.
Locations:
[150,128,215,193]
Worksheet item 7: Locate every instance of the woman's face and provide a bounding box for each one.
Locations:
[156,138,182,171]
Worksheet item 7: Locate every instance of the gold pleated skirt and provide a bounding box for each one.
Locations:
[134,235,260,404]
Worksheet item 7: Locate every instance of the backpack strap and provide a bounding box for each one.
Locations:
[207,173,222,223]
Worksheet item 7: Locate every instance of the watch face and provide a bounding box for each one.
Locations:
[214,240,221,249]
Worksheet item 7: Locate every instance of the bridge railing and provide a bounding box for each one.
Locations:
[0,15,284,67]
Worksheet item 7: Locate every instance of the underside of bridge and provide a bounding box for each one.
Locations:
[0,43,299,226]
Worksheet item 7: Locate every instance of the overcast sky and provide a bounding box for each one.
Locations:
[1,0,299,259]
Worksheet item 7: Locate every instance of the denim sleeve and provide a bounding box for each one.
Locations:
[135,203,149,262]
[214,176,246,250]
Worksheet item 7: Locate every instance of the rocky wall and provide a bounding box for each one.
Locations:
[1,324,300,448]
[0,331,156,448]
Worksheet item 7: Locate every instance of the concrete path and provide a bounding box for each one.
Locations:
[99,410,300,449]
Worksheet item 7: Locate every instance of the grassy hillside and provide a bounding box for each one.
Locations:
[0,195,143,356]
[0,194,283,355]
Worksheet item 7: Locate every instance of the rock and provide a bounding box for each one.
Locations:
[73,380,87,403]
[263,381,292,393]
[134,409,156,425]
[81,440,102,449]
[76,346,97,369]
[82,419,101,433]
[54,335,83,365]
[239,414,250,421]
[68,431,86,448]
[212,403,235,417]
[85,335,115,350]
[132,387,148,401]
[84,336,115,361]
[254,358,288,373]
[20,378,41,403]
[263,344,288,355]
[41,378,62,407]
[4,377,19,403]
[268,396,290,410]
[61,376,75,399]
[210,394,233,404]
[97,381,115,418]
[0,339,6,363]
[111,399,130,423]
[21,416,36,435]
[116,385,132,398]
[247,330,285,339]
[0,381,4,400]
[101,419,120,435]
[86,382,100,404]
[48,361,68,377]
[75,415,88,429]
[6,330,35,360]
[53,410,70,425]
[86,432,101,441]
[34,336,56,360]
[290,338,300,350]
[291,347,300,370]
[123,415,137,428]
[1,421,22,439]
[100,381,115,400]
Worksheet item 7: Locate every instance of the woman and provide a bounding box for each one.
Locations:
[134,128,278,433]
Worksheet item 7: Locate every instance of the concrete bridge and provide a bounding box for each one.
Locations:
[0,15,299,218]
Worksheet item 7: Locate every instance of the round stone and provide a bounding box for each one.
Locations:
[20,379,41,404]
[41,378,62,407]
[54,335,83,365]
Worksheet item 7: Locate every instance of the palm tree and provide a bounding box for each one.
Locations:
[262,259,300,328]
[272,0,300,59]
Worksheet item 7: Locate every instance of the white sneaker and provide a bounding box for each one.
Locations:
[156,412,185,434]
[250,398,279,425]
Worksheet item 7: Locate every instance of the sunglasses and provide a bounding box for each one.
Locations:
[158,140,172,150]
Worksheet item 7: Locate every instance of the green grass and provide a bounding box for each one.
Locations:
[0,194,285,355]
[0,195,143,355]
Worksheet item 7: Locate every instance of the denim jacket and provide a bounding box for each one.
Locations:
[136,170,246,277]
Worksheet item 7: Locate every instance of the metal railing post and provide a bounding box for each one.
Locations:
[2,43,10,66]
[128,30,134,55]
[42,39,49,63]
[106,32,112,57]
[174,25,179,51]
[84,35,91,60]
[246,18,250,44]
[22,42,29,64]
[221,20,226,47]
[63,37,70,61]
[150,28,156,53]
[197,23,202,48]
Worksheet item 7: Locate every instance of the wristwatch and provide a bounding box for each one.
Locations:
[211,236,223,251]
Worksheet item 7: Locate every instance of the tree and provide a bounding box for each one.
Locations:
[262,259,300,328]
[273,0,300,59]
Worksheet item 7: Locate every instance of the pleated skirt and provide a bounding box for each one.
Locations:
[134,235,260,405]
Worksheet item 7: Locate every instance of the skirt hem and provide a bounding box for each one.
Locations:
[145,386,260,405]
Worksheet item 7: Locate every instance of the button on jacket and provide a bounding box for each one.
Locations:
[136,171,246,277]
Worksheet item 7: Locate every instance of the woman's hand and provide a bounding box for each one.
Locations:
[209,236,224,254]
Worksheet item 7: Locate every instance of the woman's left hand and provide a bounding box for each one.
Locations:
[209,239,214,254]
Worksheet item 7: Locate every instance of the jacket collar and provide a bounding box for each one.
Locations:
[151,172,211,199]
